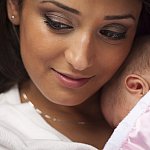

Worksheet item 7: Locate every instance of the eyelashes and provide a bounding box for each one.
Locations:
[44,14,73,32]
[99,23,127,42]
[100,30,126,40]
[43,13,128,43]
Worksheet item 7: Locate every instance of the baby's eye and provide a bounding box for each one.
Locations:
[99,24,128,44]
[44,13,73,33]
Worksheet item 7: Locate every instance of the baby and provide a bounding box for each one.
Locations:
[100,35,150,128]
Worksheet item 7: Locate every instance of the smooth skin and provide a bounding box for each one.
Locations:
[7,0,142,149]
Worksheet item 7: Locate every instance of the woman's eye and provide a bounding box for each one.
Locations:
[44,14,73,32]
[100,30,126,40]
[99,24,128,44]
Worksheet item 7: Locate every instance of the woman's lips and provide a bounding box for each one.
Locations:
[52,68,93,89]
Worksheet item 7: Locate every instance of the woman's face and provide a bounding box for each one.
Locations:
[8,0,142,106]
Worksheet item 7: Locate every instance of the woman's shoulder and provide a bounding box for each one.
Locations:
[0,85,20,104]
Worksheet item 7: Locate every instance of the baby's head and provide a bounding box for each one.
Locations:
[100,35,150,128]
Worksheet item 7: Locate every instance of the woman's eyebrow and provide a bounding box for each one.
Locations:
[104,14,136,21]
[40,0,81,15]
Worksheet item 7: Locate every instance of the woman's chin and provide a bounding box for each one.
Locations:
[49,98,85,107]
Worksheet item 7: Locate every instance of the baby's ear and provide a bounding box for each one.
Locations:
[125,74,149,97]
[7,0,20,25]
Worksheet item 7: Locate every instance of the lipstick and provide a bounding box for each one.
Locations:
[52,68,92,89]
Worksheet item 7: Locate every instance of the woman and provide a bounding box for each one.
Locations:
[0,0,149,149]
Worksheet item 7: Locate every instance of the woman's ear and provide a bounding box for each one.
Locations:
[125,74,149,97]
[7,0,20,25]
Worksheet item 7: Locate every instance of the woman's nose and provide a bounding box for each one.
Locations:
[65,33,94,71]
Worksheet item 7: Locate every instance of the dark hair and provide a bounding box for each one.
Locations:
[100,35,150,117]
[116,35,150,77]
[0,0,150,93]
[0,0,28,92]
[137,0,150,35]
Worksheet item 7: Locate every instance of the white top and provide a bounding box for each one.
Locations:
[0,85,98,150]
[2,85,148,150]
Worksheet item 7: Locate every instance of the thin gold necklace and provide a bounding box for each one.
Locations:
[22,93,101,125]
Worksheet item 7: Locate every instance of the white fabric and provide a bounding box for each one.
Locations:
[0,85,98,150]
[3,85,149,150]
[104,91,150,150]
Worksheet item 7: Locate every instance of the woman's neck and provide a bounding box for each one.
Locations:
[19,80,113,149]
[19,80,103,124]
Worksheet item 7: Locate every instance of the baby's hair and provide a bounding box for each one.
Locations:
[100,36,150,127]
[102,35,150,92]
[106,35,150,99]
[117,35,150,79]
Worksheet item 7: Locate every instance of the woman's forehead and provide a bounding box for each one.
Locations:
[27,0,142,5]
[25,0,142,11]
